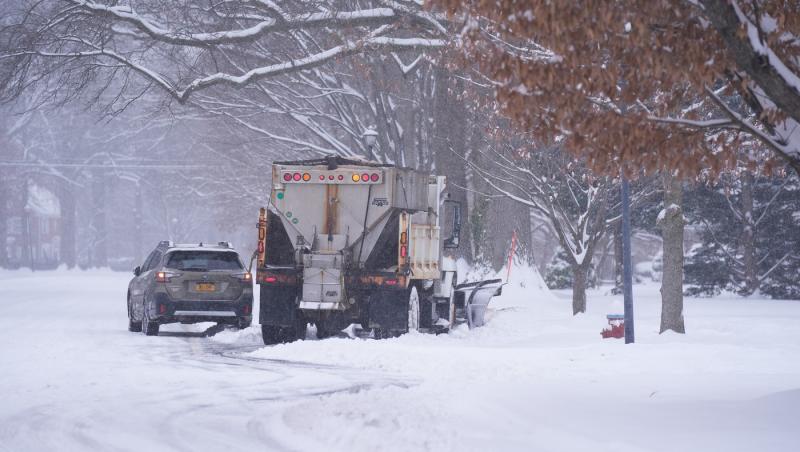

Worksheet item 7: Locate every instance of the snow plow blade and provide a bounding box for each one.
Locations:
[454,279,504,329]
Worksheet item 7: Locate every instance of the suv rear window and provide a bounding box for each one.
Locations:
[164,251,243,271]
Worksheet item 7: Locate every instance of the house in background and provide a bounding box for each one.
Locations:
[5,184,61,269]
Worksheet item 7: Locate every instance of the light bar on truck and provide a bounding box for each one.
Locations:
[278,169,384,185]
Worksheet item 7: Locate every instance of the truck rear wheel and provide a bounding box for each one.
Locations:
[407,286,421,332]
[262,322,305,345]
[315,320,331,339]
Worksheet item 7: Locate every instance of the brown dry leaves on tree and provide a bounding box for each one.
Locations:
[432,0,800,177]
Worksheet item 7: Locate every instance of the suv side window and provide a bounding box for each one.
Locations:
[142,250,158,272]
[146,251,163,272]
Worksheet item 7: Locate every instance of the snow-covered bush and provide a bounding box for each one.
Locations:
[544,248,596,290]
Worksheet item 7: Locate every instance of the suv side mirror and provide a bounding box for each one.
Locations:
[443,200,462,249]
[133,266,141,277]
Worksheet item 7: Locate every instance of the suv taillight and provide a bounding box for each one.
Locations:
[155,271,181,283]
[233,272,252,282]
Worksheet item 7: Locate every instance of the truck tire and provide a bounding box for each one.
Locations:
[407,286,421,333]
[373,328,394,339]
[315,319,331,339]
[262,324,304,345]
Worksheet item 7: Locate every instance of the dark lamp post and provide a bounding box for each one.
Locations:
[621,176,635,344]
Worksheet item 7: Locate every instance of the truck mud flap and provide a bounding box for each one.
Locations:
[259,286,299,327]
[455,279,504,329]
[367,289,407,331]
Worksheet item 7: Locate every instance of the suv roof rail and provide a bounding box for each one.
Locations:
[158,240,174,248]
[217,241,232,248]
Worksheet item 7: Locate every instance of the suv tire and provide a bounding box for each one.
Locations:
[127,297,142,332]
[142,300,160,336]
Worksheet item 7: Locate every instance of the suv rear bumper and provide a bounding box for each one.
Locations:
[151,292,253,325]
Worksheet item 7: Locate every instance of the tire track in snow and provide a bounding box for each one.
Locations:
[142,333,416,451]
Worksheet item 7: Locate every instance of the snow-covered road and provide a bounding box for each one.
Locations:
[1,268,799,452]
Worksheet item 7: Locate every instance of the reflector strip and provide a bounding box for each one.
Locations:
[173,310,236,317]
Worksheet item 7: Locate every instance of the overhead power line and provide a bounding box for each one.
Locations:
[0,161,218,170]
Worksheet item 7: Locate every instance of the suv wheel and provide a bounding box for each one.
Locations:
[127,297,142,332]
[142,300,160,336]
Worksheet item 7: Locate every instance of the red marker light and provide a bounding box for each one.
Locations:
[371,173,379,182]
[400,246,407,257]
[293,173,301,181]
[385,278,398,286]
[319,175,325,181]
[264,276,277,283]
[338,175,344,181]
[361,173,369,182]
[328,175,334,180]
[283,173,292,182]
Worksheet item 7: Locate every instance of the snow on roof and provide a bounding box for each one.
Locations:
[24,184,60,218]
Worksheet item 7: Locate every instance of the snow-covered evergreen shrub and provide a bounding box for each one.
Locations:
[544,247,597,290]
[544,248,573,289]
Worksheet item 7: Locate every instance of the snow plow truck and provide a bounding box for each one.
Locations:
[254,156,502,345]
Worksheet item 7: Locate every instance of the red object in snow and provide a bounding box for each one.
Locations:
[601,314,625,339]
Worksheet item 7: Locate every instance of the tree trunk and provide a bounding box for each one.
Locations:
[0,173,7,269]
[133,181,143,266]
[659,173,686,334]
[90,170,108,268]
[740,171,758,295]
[22,210,33,270]
[59,183,76,269]
[572,264,589,315]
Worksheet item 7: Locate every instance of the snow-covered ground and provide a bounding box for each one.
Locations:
[1,267,798,452]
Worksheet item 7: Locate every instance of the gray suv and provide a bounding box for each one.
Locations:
[127,241,253,336]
